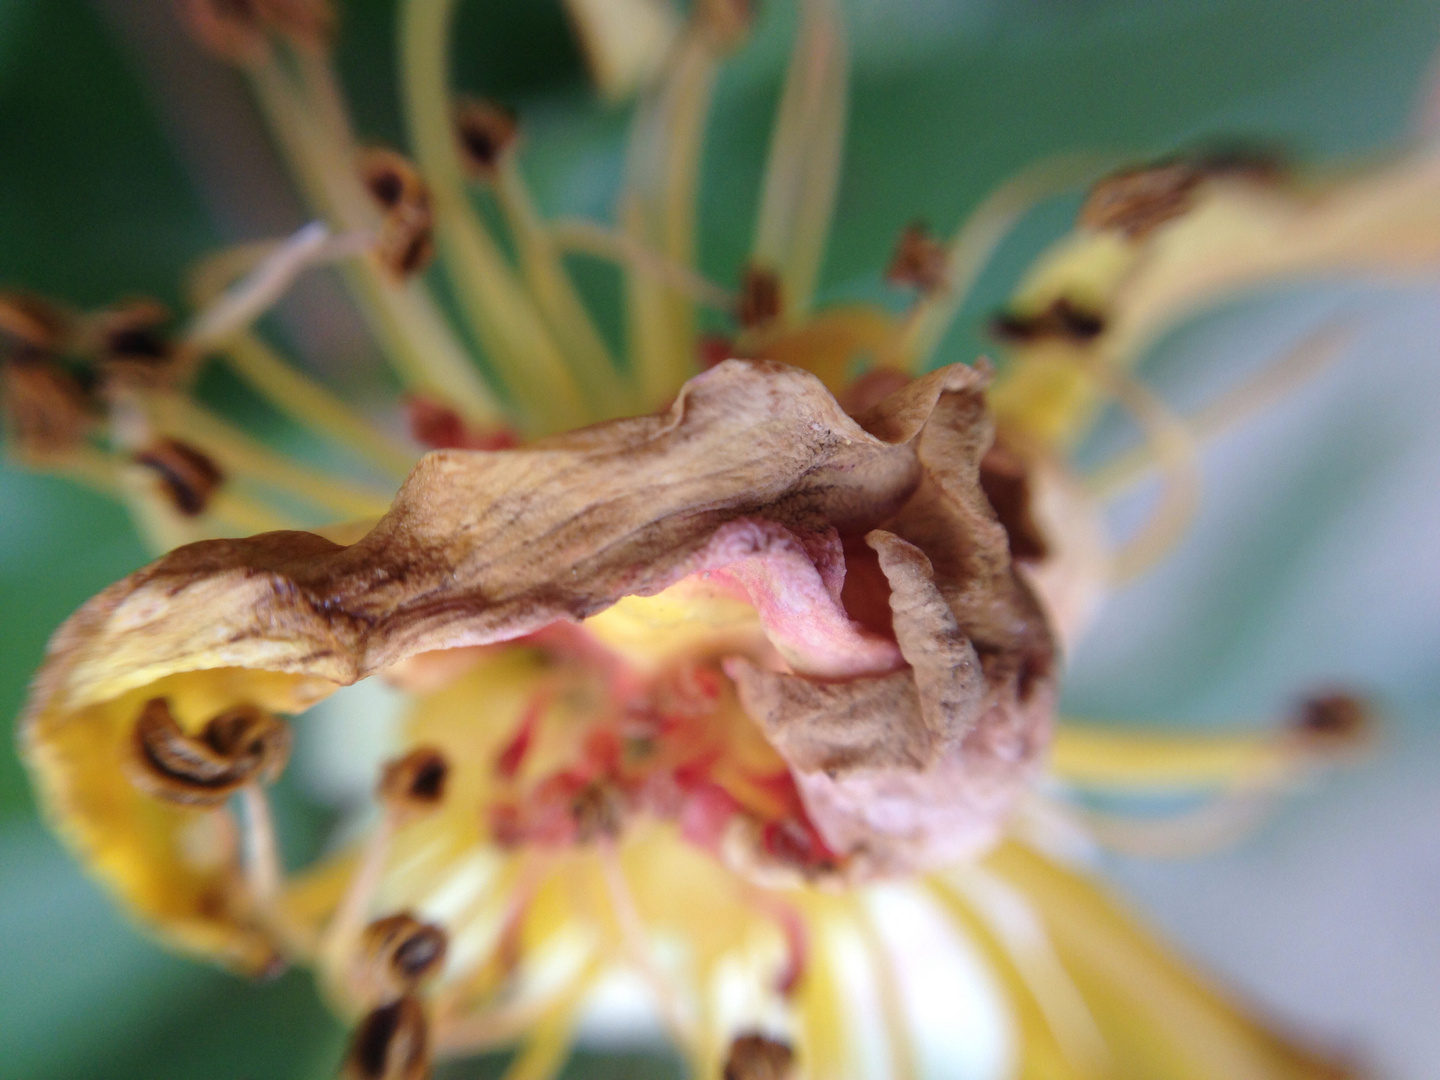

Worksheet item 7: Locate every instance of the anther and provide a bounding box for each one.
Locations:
[359,149,434,278]
[886,222,948,293]
[1,357,96,457]
[453,98,519,180]
[1080,149,1283,240]
[723,1033,795,1080]
[1292,691,1374,752]
[341,995,430,1080]
[134,437,225,517]
[697,0,755,50]
[129,698,291,806]
[737,266,782,330]
[360,913,449,1001]
[0,292,68,358]
[990,297,1106,344]
[571,780,624,843]
[377,747,450,818]
[177,0,334,64]
[95,299,184,387]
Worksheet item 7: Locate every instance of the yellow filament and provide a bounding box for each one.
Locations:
[1050,724,1299,791]
[551,218,736,311]
[1088,321,1353,500]
[620,23,720,409]
[752,0,849,320]
[399,0,591,435]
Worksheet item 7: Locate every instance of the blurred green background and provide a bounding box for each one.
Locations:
[3,1,1439,1077]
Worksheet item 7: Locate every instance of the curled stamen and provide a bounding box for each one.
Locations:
[361,913,449,1001]
[886,222,948,293]
[454,97,519,180]
[128,698,290,806]
[342,995,430,1080]
[359,149,435,279]
[133,437,225,517]
[724,1032,795,1080]
[378,747,450,819]
[737,266,782,330]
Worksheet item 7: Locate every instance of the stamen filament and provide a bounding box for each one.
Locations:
[240,783,283,904]
[398,0,592,434]
[321,815,398,1009]
[1087,322,1353,499]
[1051,724,1299,791]
[1066,792,1278,860]
[619,20,721,408]
[550,218,737,312]
[752,0,849,320]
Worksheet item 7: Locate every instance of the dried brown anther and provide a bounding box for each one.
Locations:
[737,265,782,330]
[724,1032,795,1080]
[0,292,68,357]
[134,437,225,517]
[990,297,1105,344]
[341,995,430,1080]
[886,221,949,293]
[570,780,624,843]
[177,0,335,64]
[453,98,519,179]
[377,748,450,818]
[94,299,185,387]
[1080,149,1284,240]
[128,697,291,806]
[2,357,96,457]
[697,0,755,50]
[360,913,449,1001]
[360,149,435,278]
[1293,691,1374,750]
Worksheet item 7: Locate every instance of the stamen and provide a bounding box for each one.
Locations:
[360,912,449,1002]
[133,437,225,517]
[1,355,96,459]
[885,222,949,294]
[185,221,375,349]
[359,149,436,279]
[0,291,69,354]
[127,698,291,807]
[94,300,189,389]
[341,995,430,1080]
[737,266,783,331]
[750,0,848,320]
[1067,791,1278,860]
[990,297,1106,344]
[723,1032,795,1080]
[378,746,451,820]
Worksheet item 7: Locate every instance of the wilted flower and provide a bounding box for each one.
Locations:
[6,0,1424,1077]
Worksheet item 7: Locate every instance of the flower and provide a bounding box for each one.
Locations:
[2,0,1425,1077]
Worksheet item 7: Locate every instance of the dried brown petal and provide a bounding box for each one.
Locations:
[134,438,225,517]
[979,442,1048,562]
[886,221,948,293]
[360,149,435,278]
[738,266,782,329]
[341,995,429,1080]
[724,1033,794,1080]
[377,748,450,817]
[453,98,519,179]
[360,913,448,1001]
[128,697,290,806]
